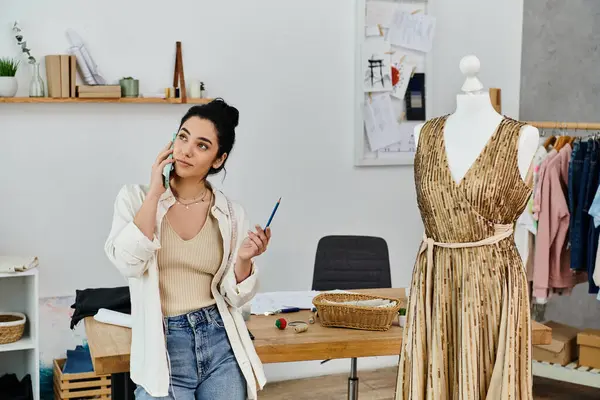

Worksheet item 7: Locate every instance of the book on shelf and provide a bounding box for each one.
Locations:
[45,54,77,98]
[77,85,121,98]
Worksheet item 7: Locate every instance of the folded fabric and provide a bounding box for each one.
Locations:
[94,308,132,329]
[70,286,130,329]
[0,373,33,400]
[63,345,94,374]
[322,298,397,308]
[0,256,38,273]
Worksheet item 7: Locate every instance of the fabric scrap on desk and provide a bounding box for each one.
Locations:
[0,256,38,273]
[322,298,397,308]
[70,286,130,329]
[323,298,397,308]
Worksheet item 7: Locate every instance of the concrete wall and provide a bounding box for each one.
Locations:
[520,0,600,329]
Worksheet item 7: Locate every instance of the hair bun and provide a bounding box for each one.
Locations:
[210,98,239,128]
[225,105,239,128]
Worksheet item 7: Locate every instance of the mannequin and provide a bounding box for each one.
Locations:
[414,55,539,183]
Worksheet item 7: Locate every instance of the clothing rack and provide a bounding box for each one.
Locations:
[524,121,600,131]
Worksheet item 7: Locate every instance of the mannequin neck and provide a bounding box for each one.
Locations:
[453,91,501,120]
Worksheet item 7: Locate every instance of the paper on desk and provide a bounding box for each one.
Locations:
[251,291,321,315]
[250,290,359,315]
[389,11,436,53]
[364,93,402,151]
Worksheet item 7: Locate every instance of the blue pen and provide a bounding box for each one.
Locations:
[265,197,281,229]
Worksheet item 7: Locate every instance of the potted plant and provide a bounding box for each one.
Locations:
[119,76,139,98]
[398,308,407,327]
[0,57,20,97]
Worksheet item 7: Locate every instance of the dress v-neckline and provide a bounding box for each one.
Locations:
[440,114,506,188]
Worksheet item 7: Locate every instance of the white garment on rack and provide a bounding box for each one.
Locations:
[515,215,530,266]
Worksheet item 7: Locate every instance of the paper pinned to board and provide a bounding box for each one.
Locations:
[377,120,420,156]
[391,58,416,100]
[364,93,403,152]
[362,37,393,92]
[389,11,436,53]
[365,25,383,37]
[366,1,400,27]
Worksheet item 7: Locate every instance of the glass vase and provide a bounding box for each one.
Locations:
[29,62,45,97]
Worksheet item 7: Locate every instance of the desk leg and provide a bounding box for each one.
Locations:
[111,372,135,400]
[347,357,359,400]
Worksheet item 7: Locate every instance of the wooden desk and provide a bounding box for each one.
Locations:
[85,288,551,399]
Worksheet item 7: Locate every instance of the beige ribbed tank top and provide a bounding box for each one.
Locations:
[157,202,224,317]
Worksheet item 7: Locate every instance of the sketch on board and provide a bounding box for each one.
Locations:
[391,57,416,100]
[362,38,392,92]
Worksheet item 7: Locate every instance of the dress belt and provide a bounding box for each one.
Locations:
[418,223,514,350]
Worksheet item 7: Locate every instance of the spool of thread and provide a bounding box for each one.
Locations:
[275,318,287,330]
[294,324,308,333]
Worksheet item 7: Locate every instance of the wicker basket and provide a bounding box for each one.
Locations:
[312,292,402,331]
[0,312,26,344]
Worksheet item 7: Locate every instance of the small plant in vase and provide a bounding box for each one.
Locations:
[12,21,44,97]
[0,57,20,97]
[398,308,407,327]
[119,76,139,98]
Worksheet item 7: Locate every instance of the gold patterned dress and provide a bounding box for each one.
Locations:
[395,115,533,400]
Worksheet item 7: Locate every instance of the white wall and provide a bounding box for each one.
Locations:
[430,0,525,118]
[0,0,525,382]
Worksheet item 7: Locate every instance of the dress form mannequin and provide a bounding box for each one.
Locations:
[414,55,539,182]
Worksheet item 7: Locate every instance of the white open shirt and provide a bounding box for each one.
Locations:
[104,184,266,399]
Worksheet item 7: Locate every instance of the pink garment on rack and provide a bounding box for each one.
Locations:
[532,149,557,221]
[533,144,587,302]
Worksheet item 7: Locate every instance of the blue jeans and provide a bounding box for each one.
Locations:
[571,140,591,270]
[568,140,582,245]
[134,305,246,400]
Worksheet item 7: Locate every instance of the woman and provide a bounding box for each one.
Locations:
[104,98,269,400]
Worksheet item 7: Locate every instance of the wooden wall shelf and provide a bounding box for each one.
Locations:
[0,97,212,104]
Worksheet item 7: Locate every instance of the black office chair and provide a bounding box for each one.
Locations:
[311,235,392,400]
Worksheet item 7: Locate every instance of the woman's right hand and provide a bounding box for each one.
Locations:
[148,141,175,198]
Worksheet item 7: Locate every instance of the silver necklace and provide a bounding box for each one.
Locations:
[176,189,208,210]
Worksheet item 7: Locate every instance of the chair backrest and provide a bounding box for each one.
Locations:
[311,235,392,291]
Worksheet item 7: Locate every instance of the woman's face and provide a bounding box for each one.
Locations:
[172,116,226,180]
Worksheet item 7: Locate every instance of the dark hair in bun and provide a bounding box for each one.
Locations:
[179,98,238,176]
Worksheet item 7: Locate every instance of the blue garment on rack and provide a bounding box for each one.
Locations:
[571,140,591,271]
[586,141,600,293]
[62,345,94,374]
[588,182,600,228]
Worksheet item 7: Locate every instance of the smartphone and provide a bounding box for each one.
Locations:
[163,133,177,189]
